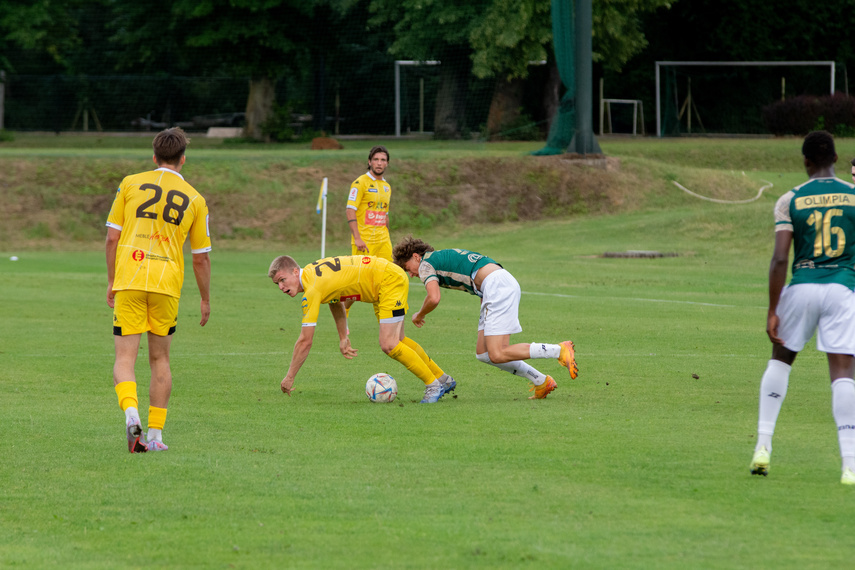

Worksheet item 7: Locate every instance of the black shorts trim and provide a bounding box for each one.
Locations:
[112,325,176,336]
[392,308,406,318]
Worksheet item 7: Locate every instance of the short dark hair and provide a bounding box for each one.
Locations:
[392,236,434,268]
[153,127,189,165]
[368,145,389,163]
[802,130,836,168]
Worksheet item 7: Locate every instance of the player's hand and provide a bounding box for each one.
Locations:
[199,299,210,327]
[354,237,368,253]
[766,313,783,345]
[339,338,358,359]
[412,313,425,328]
[281,376,295,395]
[106,287,115,309]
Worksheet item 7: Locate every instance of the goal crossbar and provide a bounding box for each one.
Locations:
[655,61,836,137]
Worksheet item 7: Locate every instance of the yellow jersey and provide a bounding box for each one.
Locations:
[106,167,211,298]
[299,255,393,326]
[346,172,391,249]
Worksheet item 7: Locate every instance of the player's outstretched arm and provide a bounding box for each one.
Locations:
[329,302,358,359]
[412,280,441,328]
[192,252,211,326]
[282,326,315,395]
[346,209,367,253]
[105,228,121,308]
[766,230,792,345]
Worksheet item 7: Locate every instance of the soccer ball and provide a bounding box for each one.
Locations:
[365,373,397,403]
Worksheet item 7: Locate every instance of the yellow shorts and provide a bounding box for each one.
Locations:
[113,290,178,336]
[353,240,392,262]
[374,263,409,323]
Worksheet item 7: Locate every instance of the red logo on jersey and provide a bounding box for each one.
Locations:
[365,211,387,226]
[362,256,371,264]
[132,250,146,262]
[341,294,361,302]
[151,231,170,244]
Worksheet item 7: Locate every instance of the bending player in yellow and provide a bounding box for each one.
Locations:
[268,254,454,403]
[106,127,212,453]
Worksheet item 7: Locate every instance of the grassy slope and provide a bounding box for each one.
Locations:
[0,133,827,252]
[2,134,855,568]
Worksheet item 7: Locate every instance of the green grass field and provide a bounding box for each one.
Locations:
[2,136,855,568]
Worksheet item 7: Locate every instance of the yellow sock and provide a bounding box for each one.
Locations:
[388,342,436,385]
[148,406,168,431]
[401,337,444,378]
[115,381,138,411]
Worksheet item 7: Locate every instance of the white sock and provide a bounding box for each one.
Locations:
[147,428,162,443]
[529,343,561,359]
[476,352,547,385]
[124,406,140,425]
[831,378,855,471]
[756,359,790,452]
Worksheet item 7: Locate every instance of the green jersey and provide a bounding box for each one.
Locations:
[775,176,855,288]
[418,249,499,297]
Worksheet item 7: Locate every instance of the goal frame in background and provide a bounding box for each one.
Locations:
[394,60,440,137]
[654,61,836,137]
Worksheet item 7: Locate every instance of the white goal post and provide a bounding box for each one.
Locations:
[655,61,836,137]
[395,60,440,137]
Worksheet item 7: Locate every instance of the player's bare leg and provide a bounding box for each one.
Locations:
[145,332,173,451]
[380,321,443,403]
[480,332,557,399]
[114,334,146,452]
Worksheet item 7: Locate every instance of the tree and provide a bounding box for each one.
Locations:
[369,0,487,138]
[371,0,673,139]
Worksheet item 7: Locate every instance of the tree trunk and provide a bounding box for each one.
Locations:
[486,77,524,140]
[434,46,470,139]
[542,58,561,135]
[245,76,276,141]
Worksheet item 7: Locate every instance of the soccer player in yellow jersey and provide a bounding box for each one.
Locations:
[268,254,454,403]
[343,146,393,324]
[105,127,212,453]
[346,146,392,260]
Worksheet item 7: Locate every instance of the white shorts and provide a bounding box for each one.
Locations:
[478,269,523,337]
[776,283,855,354]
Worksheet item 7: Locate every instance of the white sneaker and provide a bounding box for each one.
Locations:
[842,467,855,485]
[420,381,442,404]
[145,440,169,452]
[440,374,456,396]
[126,418,146,453]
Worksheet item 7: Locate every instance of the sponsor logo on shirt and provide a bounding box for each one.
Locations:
[151,231,170,244]
[362,257,371,264]
[794,193,855,209]
[341,294,361,302]
[348,187,358,201]
[365,211,387,226]
[132,250,146,262]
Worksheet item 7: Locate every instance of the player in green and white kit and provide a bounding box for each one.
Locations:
[393,238,578,400]
[751,131,855,485]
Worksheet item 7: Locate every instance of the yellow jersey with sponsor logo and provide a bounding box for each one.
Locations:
[106,167,211,298]
[299,255,393,326]
[346,172,391,250]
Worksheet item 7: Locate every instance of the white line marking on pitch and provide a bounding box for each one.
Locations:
[522,290,761,309]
